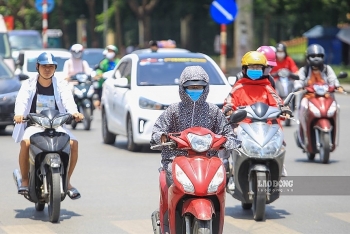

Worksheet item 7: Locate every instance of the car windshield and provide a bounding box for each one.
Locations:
[9,35,43,50]
[0,33,12,58]
[0,60,14,78]
[26,56,69,72]
[137,57,225,86]
[83,50,105,68]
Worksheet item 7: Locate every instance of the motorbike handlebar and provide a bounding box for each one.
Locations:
[150,141,177,150]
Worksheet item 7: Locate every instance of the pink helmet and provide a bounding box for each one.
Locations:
[256,46,277,66]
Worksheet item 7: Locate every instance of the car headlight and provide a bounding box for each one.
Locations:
[52,114,70,128]
[74,87,84,98]
[327,101,337,117]
[0,91,18,103]
[309,102,321,117]
[239,128,283,158]
[207,165,225,193]
[31,115,51,128]
[187,133,212,152]
[87,85,95,98]
[175,164,194,193]
[139,97,164,110]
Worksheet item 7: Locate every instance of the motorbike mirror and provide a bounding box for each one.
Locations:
[229,109,247,124]
[284,92,295,105]
[227,76,237,86]
[337,71,348,79]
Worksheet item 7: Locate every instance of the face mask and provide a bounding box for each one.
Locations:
[247,69,263,80]
[106,52,115,60]
[276,52,285,59]
[185,89,203,101]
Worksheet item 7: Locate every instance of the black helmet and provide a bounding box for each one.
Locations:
[275,43,287,53]
[306,44,325,70]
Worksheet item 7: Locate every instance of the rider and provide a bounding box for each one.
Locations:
[149,40,158,52]
[63,43,91,80]
[294,44,344,93]
[271,43,299,79]
[151,65,241,184]
[93,45,120,108]
[222,51,291,181]
[12,52,84,200]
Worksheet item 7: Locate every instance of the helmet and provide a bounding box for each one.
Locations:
[241,51,267,67]
[275,43,287,53]
[257,46,277,66]
[106,45,118,53]
[37,52,58,66]
[70,43,84,59]
[306,44,325,69]
[149,40,158,47]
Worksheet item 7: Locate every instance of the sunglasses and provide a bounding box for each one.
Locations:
[309,54,324,58]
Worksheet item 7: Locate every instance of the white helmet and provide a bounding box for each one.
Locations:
[70,43,84,59]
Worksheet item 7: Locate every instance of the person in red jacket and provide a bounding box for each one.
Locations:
[271,43,299,78]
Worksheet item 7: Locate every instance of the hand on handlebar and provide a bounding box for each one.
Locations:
[13,115,24,124]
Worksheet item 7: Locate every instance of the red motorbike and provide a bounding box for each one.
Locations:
[295,72,347,163]
[151,111,246,234]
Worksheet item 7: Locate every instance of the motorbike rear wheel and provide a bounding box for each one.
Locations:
[35,202,45,211]
[252,171,266,221]
[319,132,330,164]
[192,218,212,234]
[81,107,91,130]
[48,167,61,223]
[307,152,315,160]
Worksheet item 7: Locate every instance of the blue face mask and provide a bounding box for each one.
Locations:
[185,89,203,101]
[247,69,263,80]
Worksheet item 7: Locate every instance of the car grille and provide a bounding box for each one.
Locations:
[0,113,13,122]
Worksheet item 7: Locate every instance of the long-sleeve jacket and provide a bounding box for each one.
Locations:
[12,75,78,143]
[151,66,240,171]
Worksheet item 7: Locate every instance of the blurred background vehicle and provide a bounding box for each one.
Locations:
[15,49,71,79]
[101,51,231,152]
[0,58,28,131]
[8,30,43,61]
[0,14,15,72]
[82,48,105,70]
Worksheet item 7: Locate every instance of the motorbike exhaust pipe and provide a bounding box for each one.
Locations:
[13,169,22,189]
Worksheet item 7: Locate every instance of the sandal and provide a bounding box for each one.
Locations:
[67,187,81,200]
[18,186,29,195]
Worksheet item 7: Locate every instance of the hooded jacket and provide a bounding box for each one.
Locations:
[151,66,239,171]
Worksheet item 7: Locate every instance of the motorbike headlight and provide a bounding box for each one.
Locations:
[207,165,225,193]
[52,114,70,128]
[31,115,51,128]
[139,97,164,110]
[187,133,212,152]
[313,84,328,96]
[309,102,321,117]
[87,86,95,98]
[74,87,84,98]
[175,164,194,193]
[327,101,337,117]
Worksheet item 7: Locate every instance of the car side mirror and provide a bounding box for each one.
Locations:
[337,71,348,79]
[230,109,247,124]
[227,76,237,86]
[16,53,24,67]
[102,70,114,80]
[113,77,130,88]
[18,73,29,81]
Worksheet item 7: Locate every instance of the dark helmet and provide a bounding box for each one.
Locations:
[149,40,158,47]
[306,44,325,70]
[275,43,287,53]
[37,52,58,67]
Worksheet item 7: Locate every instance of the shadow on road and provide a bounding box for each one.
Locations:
[225,205,290,220]
[294,158,339,164]
[14,208,82,222]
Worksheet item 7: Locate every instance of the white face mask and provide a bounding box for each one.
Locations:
[106,52,115,60]
[276,52,285,59]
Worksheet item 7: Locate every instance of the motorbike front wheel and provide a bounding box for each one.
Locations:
[48,167,61,223]
[81,107,92,130]
[252,171,266,221]
[319,132,330,164]
[192,218,212,234]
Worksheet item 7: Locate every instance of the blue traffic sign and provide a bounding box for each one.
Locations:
[210,0,238,24]
[35,0,55,14]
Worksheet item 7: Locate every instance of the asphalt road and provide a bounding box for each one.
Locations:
[1,92,350,234]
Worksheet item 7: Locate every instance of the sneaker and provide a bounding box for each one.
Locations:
[281,164,288,177]
[227,176,235,191]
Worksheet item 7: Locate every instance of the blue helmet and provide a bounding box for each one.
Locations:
[37,52,58,66]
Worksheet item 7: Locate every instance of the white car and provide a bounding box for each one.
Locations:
[101,52,232,151]
[14,49,71,79]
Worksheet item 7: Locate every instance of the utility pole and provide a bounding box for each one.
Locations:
[103,0,108,48]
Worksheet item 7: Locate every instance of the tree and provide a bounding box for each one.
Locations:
[85,0,99,47]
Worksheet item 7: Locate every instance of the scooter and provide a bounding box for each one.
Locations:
[294,72,348,163]
[70,73,94,130]
[13,109,73,223]
[274,68,299,126]
[150,110,247,234]
[226,93,294,221]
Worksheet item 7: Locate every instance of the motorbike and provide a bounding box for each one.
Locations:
[294,72,348,164]
[226,93,295,221]
[150,110,247,234]
[274,68,299,126]
[13,109,73,223]
[70,72,94,130]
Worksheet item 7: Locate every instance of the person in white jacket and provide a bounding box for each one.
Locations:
[12,52,84,200]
